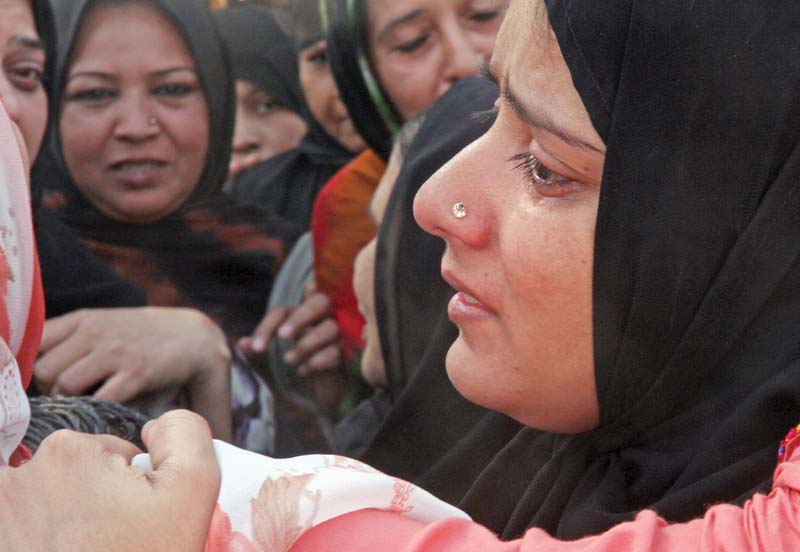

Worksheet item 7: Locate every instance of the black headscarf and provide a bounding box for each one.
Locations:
[38,0,301,337]
[212,6,306,119]
[226,0,355,230]
[377,0,800,541]
[324,0,400,161]
[29,0,148,318]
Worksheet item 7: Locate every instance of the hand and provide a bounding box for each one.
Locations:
[237,292,342,377]
[0,410,220,552]
[35,307,232,440]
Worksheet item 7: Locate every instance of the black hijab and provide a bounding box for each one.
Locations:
[226,0,355,230]
[370,0,800,541]
[213,6,306,122]
[324,0,400,161]
[29,0,148,318]
[38,0,301,337]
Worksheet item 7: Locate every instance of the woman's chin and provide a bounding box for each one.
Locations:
[444,337,498,409]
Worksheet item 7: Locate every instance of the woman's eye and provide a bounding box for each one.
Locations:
[153,83,194,97]
[308,50,328,66]
[255,100,277,114]
[467,10,500,23]
[509,152,576,197]
[68,88,116,102]
[9,64,44,91]
[394,34,429,54]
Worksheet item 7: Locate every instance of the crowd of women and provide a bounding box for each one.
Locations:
[1,0,800,549]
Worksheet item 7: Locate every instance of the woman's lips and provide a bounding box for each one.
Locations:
[442,269,496,322]
[448,291,495,322]
[109,160,167,187]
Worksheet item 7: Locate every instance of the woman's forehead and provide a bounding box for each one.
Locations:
[492,0,605,152]
[69,3,195,72]
[0,0,35,30]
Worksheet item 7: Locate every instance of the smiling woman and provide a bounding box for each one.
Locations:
[39,0,300,338]
[28,0,302,452]
[60,3,209,223]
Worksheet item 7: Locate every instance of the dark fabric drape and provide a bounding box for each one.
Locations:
[374,77,498,402]
[29,0,146,317]
[367,2,800,542]
[35,206,147,318]
[36,0,301,337]
[227,132,353,231]
[221,2,354,230]
[212,5,306,117]
[358,77,519,476]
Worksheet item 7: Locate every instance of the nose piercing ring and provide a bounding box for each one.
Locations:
[452,202,467,219]
[147,116,158,126]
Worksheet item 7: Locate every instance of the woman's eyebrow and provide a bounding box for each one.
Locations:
[377,8,425,42]
[483,61,603,154]
[151,67,196,78]
[503,85,603,153]
[67,67,196,83]
[67,71,115,82]
[8,34,44,50]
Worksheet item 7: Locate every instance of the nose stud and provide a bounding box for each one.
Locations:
[147,116,158,126]
[452,202,467,219]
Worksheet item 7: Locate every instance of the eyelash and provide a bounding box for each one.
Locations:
[68,88,116,102]
[10,64,44,92]
[306,49,328,65]
[392,10,498,56]
[68,83,196,103]
[394,34,429,54]
[153,83,195,97]
[467,10,500,24]
[254,99,280,114]
[509,152,573,194]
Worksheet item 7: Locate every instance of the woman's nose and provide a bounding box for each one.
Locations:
[442,26,483,85]
[112,95,160,141]
[232,118,258,154]
[414,137,491,249]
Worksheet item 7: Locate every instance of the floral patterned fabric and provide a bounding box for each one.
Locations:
[131,440,469,552]
[0,101,44,466]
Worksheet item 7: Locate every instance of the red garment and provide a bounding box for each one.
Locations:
[0,99,45,465]
[290,426,800,551]
[311,150,386,362]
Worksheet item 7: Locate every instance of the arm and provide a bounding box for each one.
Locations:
[290,446,800,552]
[34,307,232,440]
[0,410,219,552]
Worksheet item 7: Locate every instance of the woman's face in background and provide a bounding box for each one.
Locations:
[414,0,605,433]
[0,0,47,164]
[59,3,210,223]
[229,79,308,178]
[298,40,366,153]
[367,0,506,121]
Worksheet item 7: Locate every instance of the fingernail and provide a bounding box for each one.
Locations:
[278,324,293,339]
[284,351,296,364]
[253,337,265,352]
